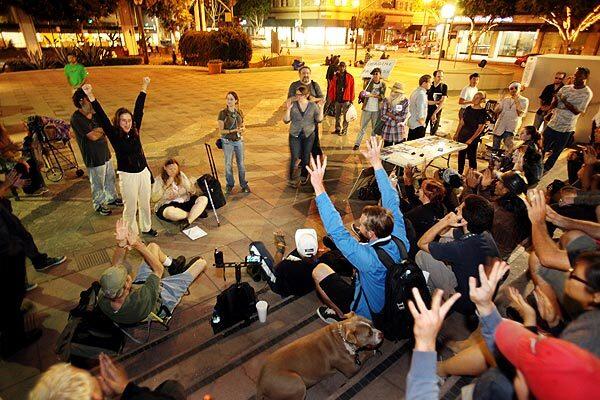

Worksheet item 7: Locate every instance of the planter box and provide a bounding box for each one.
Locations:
[208,62,222,74]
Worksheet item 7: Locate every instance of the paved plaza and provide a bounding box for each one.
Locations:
[1,56,567,399]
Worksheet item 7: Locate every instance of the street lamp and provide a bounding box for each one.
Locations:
[436,3,455,70]
[132,0,149,65]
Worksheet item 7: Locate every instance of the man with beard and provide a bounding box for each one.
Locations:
[287,65,325,156]
[71,88,122,216]
[287,66,325,103]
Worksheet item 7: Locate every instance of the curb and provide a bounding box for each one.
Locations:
[224,65,294,74]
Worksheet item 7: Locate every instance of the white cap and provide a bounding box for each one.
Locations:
[295,228,318,258]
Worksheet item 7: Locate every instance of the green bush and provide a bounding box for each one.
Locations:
[180,27,252,67]
[222,60,245,69]
[102,56,143,66]
[4,58,36,72]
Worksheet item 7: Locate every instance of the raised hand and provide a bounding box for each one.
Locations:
[464,167,482,189]
[98,353,129,396]
[583,145,597,165]
[533,286,560,328]
[81,83,95,101]
[360,136,384,169]
[142,76,151,87]
[545,205,568,228]
[469,260,510,316]
[115,219,129,247]
[442,211,467,228]
[481,168,494,188]
[306,155,328,195]
[408,288,461,352]
[506,287,536,326]
[525,188,546,225]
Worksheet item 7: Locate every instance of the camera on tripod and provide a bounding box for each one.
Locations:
[213,248,265,284]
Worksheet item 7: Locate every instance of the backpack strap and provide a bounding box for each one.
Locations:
[372,235,408,270]
[351,273,376,317]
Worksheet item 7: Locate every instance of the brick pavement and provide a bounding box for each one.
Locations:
[0,60,554,399]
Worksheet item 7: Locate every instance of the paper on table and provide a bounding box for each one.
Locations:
[182,226,207,240]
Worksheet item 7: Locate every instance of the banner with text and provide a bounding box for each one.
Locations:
[361,59,397,79]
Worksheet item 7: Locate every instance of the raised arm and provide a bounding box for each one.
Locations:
[133,77,150,132]
[361,137,409,249]
[83,84,113,135]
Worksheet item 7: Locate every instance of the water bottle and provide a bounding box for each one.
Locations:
[214,248,224,267]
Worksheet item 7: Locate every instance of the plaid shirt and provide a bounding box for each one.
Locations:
[380,97,409,143]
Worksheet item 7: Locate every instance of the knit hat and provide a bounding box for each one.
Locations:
[99,265,128,299]
[495,320,600,400]
[295,229,318,258]
[390,82,405,94]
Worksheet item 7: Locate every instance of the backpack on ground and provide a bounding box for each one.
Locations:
[210,282,257,334]
[55,282,125,368]
[198,143,226,210]
[356,236,431,341]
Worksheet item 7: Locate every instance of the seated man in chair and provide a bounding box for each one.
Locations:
[98,220,206,325]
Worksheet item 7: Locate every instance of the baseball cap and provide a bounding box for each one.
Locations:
[500,171,527,195]
[495,319,600,400]
[99,265,128,299]
[295,228,318,258]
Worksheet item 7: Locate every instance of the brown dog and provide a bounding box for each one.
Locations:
[256,313,384,400]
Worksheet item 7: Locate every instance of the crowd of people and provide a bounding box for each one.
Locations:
[1,53,599,399]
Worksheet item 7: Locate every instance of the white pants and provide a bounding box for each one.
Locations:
[118,167,152,234]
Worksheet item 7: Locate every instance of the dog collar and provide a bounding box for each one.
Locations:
[336,323,374,366]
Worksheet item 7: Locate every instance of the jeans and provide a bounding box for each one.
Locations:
[289,134,315,180]
[457,140,478,174]
[354,110,379,146]
[425,107,441,135]
[334,101,351,134]
[543,126,572,172]
[134,261,195,316]
[88,160,118,209]
[222,138,247,189]
[492,131,514,152]
[407,126,426,141]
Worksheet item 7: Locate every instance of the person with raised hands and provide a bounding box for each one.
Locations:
[82,77,156,237]
[406,288,461,400]
[308,136,409,324]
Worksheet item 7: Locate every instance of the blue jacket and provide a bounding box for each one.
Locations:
[315,168,409,319]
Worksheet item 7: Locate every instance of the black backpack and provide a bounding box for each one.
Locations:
[197,174,226,210]
[355,236,431,341]
[210,282,257,334]
[55,282,125,368]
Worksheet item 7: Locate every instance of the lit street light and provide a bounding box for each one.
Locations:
[436,3,455,70]
[132,0,149,65]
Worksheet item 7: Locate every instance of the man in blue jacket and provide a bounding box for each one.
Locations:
[307,137,409,323]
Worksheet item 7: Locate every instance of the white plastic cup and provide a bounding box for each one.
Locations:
[256,300,268,323]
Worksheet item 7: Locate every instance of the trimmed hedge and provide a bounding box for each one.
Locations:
[222,60,245,69]
[4,58,36,72]
[102,56,143,66]
[180,27,252,67]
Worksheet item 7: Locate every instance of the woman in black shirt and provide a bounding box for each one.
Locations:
[514,125,543,186]
[82,78,156,236]
[454,92,488,174]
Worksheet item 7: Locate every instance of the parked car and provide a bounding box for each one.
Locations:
[374,43,399,51]
[391,38,408,48]
[515,53,541,68]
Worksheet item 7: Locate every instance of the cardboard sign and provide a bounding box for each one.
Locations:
[521,56,538,88]
[361,59,397,79]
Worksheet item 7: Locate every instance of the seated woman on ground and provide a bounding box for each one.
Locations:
[512,125,543,187]
[152,158,208,231]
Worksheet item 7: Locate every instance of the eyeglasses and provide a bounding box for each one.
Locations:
[568,268,592,288]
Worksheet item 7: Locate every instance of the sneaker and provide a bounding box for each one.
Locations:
[317,306,343,324]
[225,186,233,195]
[35,256,66,271]
[180,220,191,231]
[107,198,123,207]
[142,228,158,237]
[353,145,359,151]
[25,282,38,292]
[95,205,112,216]
[168,255,187,275]
[241,186,251,193]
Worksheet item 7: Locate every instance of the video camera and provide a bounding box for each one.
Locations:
[213,248,265,284]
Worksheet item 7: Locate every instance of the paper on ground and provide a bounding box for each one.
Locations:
[182,226,207,240]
